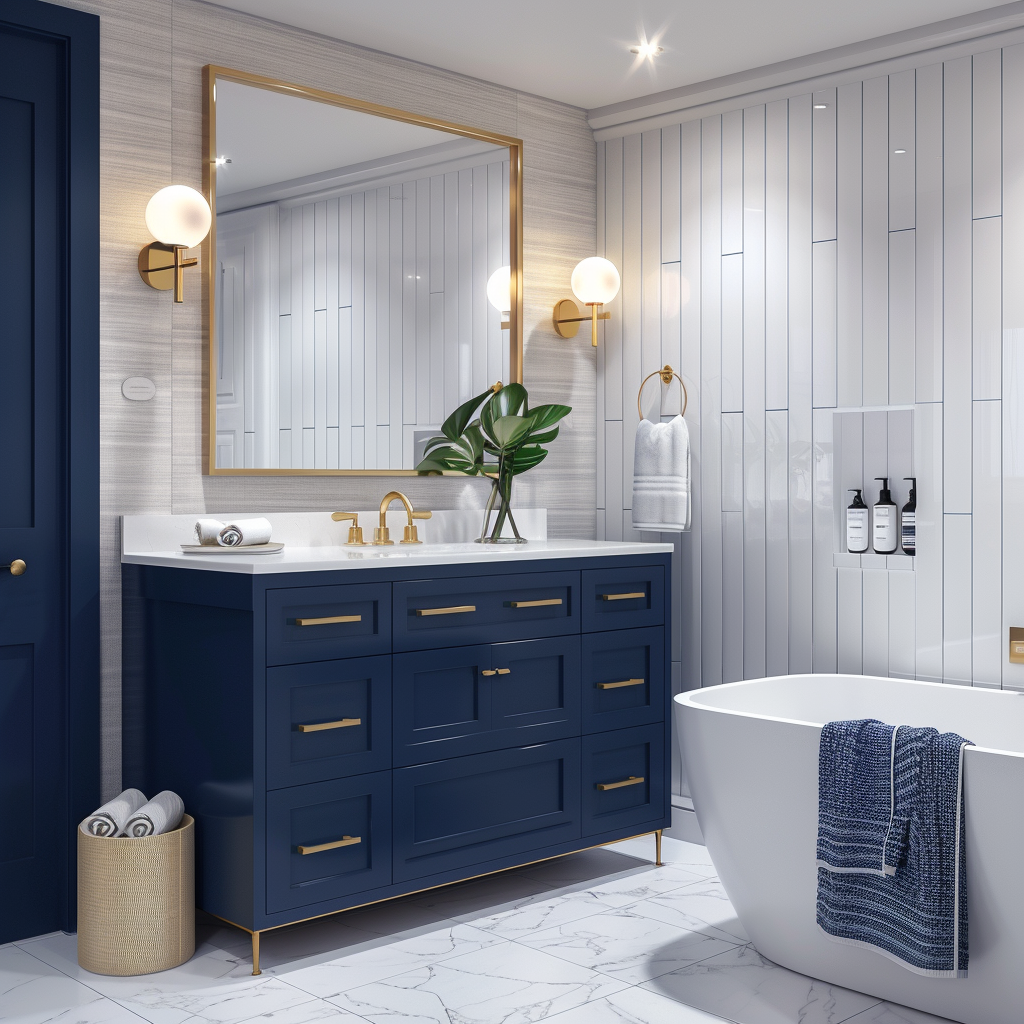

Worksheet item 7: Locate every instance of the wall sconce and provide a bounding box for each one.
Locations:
[487,265,511,330]
[138,185,212,302]
[553,257,621,346]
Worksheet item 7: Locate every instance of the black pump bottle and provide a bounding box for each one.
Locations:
[901,477,917,556]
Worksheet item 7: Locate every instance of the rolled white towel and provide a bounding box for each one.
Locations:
[122,790,184,837]
[217,517,272,547]
[195,518,225,545]
[81,788,147,838]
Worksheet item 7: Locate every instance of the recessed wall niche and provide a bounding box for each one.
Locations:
[832,409,914,563]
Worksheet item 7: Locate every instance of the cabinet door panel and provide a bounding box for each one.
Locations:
[490,636,580,736]
[393,572,578,651]
[266,772,391,913]
[267,583,390,665]
[267,656,391,789]
[581,725,665,837]
[581,566,664,633]
[393,740,580,881]
[582,628,664,734]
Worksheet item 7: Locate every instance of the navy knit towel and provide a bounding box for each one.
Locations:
[816,719,972,978]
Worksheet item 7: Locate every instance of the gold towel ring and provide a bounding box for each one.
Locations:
[637,365,688,420]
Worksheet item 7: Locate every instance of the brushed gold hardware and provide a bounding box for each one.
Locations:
[601,591,646,601]
[508,598,563,608]
[597,775,645,791]
[297,718,361,732]
[294,614,361,626]
[297,835,361,855]
[414,604,476,617]
[656,828,663,867]
[139,241,200,303]
[496,667,511,675]
[481,669,498,676]
[1010,627,1024,664]
[204,65,524,477]
[331,512,367,545]
[1,559,26,576]
[638,364,688,420]
[598,677,645,689]
[553,298,612,347]
[376,490,432,544]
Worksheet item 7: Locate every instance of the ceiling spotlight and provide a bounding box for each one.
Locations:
[214,156,232,166]
[813,103,828,109]
[631,41,663,59]
[894,149,907,154]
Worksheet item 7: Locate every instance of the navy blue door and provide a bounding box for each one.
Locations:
[0,1,99,942]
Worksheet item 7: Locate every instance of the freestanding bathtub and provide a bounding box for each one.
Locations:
[676,674,1024,1024]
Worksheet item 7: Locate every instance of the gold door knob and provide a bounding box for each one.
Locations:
[2,559,26,576]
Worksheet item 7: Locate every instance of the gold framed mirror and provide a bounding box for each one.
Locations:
[202,65,523,475]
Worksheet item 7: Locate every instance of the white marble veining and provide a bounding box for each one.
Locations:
[120,511,671,574]
[7,839,959,1024]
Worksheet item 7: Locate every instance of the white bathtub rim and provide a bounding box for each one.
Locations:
[674,673,1024,760]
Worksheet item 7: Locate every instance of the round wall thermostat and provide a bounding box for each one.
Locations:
[122,376,156,401]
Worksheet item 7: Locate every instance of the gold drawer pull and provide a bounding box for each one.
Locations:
[297,835,361,855]
[598,678,645,690]
[496,667,511,675]
[597,775,645,791]
[600,592,646,601]
[414,604,476,617]
[508,598,563,608]
[297,718,361,733]
[481,669,498,676]
[294,614,361,626]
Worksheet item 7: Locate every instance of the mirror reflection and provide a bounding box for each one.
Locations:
[209,74,517,472]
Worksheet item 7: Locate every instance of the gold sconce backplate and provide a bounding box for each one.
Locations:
[1010,627,1024,664]
[138,243,177,291]
[553,299,582,339]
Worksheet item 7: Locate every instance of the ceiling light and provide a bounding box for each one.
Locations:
[630,41,663,59]
[894,149,907,154]
[214,155,232,166]
[813,103,828,109]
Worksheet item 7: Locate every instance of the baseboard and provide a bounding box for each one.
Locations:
[664,805,704,845]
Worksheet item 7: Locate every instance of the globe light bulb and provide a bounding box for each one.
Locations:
[145,185,212,249]
[487,265,511,315]
[571,257,620,306]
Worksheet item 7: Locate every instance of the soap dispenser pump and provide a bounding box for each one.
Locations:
[901,477,917,556]
[873,477,898,554]
[846,489,869,553]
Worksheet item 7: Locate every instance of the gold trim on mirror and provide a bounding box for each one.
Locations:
[202,65,524,476]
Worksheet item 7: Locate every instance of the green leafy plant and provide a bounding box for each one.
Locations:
[416,383,571,542]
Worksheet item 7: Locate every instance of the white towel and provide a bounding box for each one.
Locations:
[217,517,272,547]
[81,788,147,837]
[122,790,184,837]
[632,415,691,532]
[195,518,224,545]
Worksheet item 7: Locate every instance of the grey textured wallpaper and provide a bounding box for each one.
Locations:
[50,0,597,797]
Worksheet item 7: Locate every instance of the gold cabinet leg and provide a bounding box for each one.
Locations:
[655,829,663,867]
[251,931,261,976]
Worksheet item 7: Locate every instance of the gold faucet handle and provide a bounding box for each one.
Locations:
[331,512,366,546]
[411,510,432,520]
[401,508,432,545]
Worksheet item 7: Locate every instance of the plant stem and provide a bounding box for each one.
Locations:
[480,478,499,540]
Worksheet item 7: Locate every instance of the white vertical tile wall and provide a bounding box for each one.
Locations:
[596,36,1024,802]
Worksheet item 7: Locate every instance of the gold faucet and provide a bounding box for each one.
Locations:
[376,491,432,545]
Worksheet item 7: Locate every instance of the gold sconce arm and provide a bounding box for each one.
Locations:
[553,300,611,347]
[138,243,199,303]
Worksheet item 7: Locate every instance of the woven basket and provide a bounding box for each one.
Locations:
[78,814,195,976]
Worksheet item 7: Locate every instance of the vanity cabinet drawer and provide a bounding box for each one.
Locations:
[582,628,665,734]
[581,566,664,633]
[581,725,666,837]
[266,583,390,665]
[392,740,580,882]
[392,637,580,765]
[392,571,579,652]
[266,771,392,914]
[266,656,391,789]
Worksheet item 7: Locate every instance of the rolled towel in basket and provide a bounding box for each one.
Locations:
[81,788,147,837]
[216,517,272,547]
[195,518,225,545]
[122,790,184,837]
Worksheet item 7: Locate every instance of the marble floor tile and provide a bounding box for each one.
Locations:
[467,890,626,941]
[18,936,313,1024]
[541,984,729,1024]
[640,880,750,943]
[518,848,654,887]
[644,944,881,1024]
[409,872,555,921]
[517,904,739,984]
[605,838,717,879]
[329,940,628,1024]
[0,945,145,1024]
[282,923,507,996]
[574,864,707,906]
[224,996,365,1024]
[841,1002,957,1024]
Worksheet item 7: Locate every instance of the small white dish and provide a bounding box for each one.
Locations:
[180,542,284,554]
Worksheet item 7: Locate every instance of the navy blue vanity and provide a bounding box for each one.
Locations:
[122,539,671,973]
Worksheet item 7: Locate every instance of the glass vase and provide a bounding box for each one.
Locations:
[477,458,526,544]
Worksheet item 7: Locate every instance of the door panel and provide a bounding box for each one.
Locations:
[581,628,665,734]
[581,725,666,837]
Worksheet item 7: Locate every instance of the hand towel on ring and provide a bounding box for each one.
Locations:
[632,415,690,532]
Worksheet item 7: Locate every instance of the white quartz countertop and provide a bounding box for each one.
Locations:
[120,511,673,574]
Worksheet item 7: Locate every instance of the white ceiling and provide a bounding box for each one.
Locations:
[209,0,1010,110]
